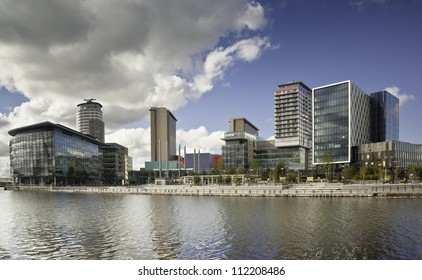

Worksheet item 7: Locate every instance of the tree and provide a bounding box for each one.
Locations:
[261,168,270,181]
[407,165,421,181]
[320,152,334,180]
[285,171,298,183]
[225,165,235,175]
[274,160,287,183]
[193,176,201,185]
[236,165,246,175]
[211,159,224,175]
[342,166,356,180]
[250,160,262,177]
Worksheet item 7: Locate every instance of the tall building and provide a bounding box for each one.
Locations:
[77,98,105,143]
[222,117,260,169]
[275,81,312,148]
[9,122,101,186]
[370,91,399,142]
[272,81,312,172]
[150,107,177,162]
[313,80,370,165]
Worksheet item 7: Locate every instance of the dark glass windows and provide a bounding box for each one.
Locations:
[314,82,349,164]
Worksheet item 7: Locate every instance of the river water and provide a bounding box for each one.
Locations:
[0,190,421,260]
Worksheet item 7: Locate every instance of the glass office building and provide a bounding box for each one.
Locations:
[370,91,399,142]
[359,141,422,169]
[9,122,101,186]
[313,81,370,165]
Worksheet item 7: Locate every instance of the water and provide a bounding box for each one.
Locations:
[0,190,421,260]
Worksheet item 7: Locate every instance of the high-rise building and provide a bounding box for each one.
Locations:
[275,81,312,148]
[77,99,105,143]
[272,81,312,172]
[370,91,399,142]
[312,80,370,165]
[149,107,177,162]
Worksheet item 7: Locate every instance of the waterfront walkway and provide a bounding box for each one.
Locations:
[7,183,422,197]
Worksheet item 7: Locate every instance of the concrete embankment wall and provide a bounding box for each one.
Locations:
[9,184,422,197]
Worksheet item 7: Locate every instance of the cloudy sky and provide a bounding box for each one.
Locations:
[1,0,421,176]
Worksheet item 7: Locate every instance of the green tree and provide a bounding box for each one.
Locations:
[342,166,356,180]
[250,160,262,176]
[225,165,235,175]
[320,152,334,180]
[407,165,421,181]
[193,176,201,185]
[285,171,298,183]
[236,165,246,175]
[274,160,287,183]
[261,168,270,181]
[211,159,224,175]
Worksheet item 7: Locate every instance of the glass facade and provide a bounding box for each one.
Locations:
[313,81,370,165]
[370,91,399,142]
[9,122,100,186]
[222,131,258,169]
[100,143,129,185]
[313,82,350,164]
[359,141,422,169]
[255,140,308,170]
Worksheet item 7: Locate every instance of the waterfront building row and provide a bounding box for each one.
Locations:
[8,122,130,186]
[221,80,417,175]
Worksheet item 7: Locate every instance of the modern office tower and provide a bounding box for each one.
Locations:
[275,81,312,148]
[273,81,312,172]
[77,98,105,143]
[222,117,261,169]
[370,91,399,142]
[313,80,370,165]
[9,122,101,186]
[149,107,177,162]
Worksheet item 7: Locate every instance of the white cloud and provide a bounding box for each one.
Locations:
[105,126,224,170]
[0,0,271,176]
[177,126,225,154]
[384,86,415,107]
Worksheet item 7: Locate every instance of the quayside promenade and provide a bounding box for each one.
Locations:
[7,183,422,197]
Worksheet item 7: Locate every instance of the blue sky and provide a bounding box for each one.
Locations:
[1,0,421,174]
[176,0,422,141]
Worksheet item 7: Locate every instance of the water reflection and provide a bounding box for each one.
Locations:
[0,190,421,260]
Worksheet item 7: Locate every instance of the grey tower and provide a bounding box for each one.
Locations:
[150,107,177,162]
[77,99,105,143]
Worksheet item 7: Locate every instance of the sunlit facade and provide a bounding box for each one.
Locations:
[359,141,422,169]
[9,122,101,186]
[222,117,261,169]
[150,107,177,162]
[313,81,370,165]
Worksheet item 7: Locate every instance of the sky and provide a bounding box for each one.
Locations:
[1,0,421,176]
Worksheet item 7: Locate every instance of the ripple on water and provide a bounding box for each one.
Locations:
[1,193,422,259]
